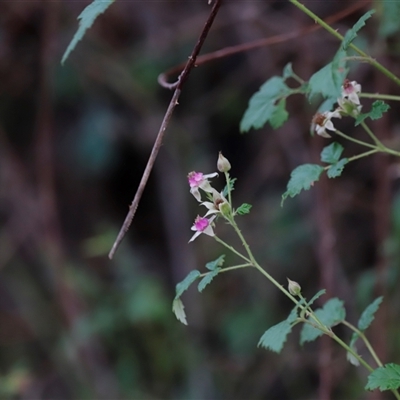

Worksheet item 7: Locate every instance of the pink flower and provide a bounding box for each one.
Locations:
[341,79,361,105]
[187,171,218,201]
[189,215,216,242]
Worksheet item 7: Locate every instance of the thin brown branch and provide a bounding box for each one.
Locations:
[109,0,223,259]
[158,0,370,88]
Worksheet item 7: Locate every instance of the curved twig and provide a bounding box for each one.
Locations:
[109,0,223,259]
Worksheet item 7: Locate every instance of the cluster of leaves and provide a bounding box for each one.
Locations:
[240,11,386,204]
[281,142,347,204]
[172,255,225,325]
[258,292,400,392]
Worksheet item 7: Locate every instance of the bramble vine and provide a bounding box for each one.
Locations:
[62,0,400,396]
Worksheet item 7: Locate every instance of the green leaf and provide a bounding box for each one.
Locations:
[308,48,348,100]
[321,142,344,164]
[283,62,294,79]
[198,268,220,293]
[347,348,360,367]
[175,270,201,300]
[172,298,187,325]
[358,296,383,331]
[258,307,298,353]
[342,10,375,50]
[379,0,400,38]
[327,158,348,178]
[366,364,400,391]
[236,203,252,215]
[300,298,346,345]
[307,289,326,308]
[240,77,291,132]
[205,255,225,271]
[222,178,236,197]
[281,164,324,205]
[355,100,390,126]
[318,97,338,113]
[62,0,116,65]
[270,98,289,129]
[347,331,361,366]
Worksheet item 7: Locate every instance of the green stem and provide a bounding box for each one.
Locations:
[214,236,252,263]
[346,148,379,163]
[289,0,400,87]
[225,172,233,206]
[360,93,400,102]
[360,121,386,148]
[341,320,383,368]
[228,219,301,306]
[199,263,252,278]
[334,129,377,150]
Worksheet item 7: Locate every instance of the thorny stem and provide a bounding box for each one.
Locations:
[108,0,223,259]
[289,0,400,87]
[216,176,400,399]
[214,236,252,264]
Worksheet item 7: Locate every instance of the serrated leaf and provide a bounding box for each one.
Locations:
[342,10,375,50]
[318,97,338,113]
[283,62,294,79]
[355,100,390,126]
[379,0,400,38]
[61,0,116,65]
[236,203,252,215]
[222,178,236,197]
[172,298,187,325]
[365,364,400,391]
[327,158,348,178]
[281,164,324,205]
[348,331,360,366]
[198,268,220,293]
[205,255,225,271]
[349,331,358,348]
[358,296,383,331]
[308,48,348,100]
[347,349,360,367]
[175,270,201,300]
[270,98,289,129]
[307,289,326,308]
[321,142,344,164]
[240,77,291,132]
[258,307,298,353]
[300,298,346,345]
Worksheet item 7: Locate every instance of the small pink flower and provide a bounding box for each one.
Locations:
[189,215,216,242]
[187,171,218,201]
[341,79,361,105]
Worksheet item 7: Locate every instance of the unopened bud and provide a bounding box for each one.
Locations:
[217,152,231,172]
[287,278,301,296]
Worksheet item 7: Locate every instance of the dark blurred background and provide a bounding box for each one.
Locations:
[1,0,400,399]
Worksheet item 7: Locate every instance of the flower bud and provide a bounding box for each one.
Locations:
[217,152,231,172]
[287,278,301,296]
[219,200,232,218]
